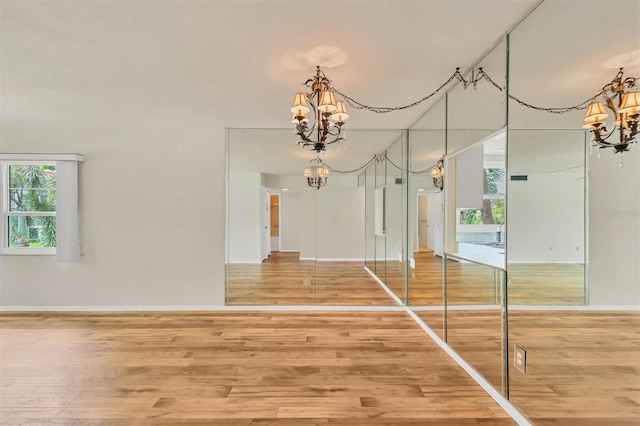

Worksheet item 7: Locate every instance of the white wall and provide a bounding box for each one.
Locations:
[0,121,226,307]
[588,149,640,306]
[228,172,262,263]
[508,172,584,263]
[316,185,365,260]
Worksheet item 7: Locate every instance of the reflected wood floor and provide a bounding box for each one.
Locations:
[407,253,584,306]
[227,252,584,306]
[0,312,515,425]
[417,310,640,426]
[227,252,393,306]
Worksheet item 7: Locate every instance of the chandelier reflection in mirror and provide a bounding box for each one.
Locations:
[583,68,639,162]
[304,155,330,190]
[431,157,445,190]
[291,66,349,154]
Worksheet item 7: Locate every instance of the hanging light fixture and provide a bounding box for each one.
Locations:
[583,68,639,158]
[291,66,349,153]
[431,157,444,190]
[304,155,329,190]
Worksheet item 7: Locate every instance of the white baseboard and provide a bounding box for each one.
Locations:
[5,304,635,313]
[410,305,502,311]
[508,305,640,311]
[409,306,444,311]
[298,257,364,262]
[278,250,299,253]
[226,260,262,264]
[0,305,405,312]
[411,305,640,311]
[317,258,364,262]
[507,260,584,264]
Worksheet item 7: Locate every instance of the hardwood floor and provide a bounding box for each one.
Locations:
[0,312,515,425]
[226,252,393,306]
[408,253,585,306]
[417,310,640,426]
[227,253,584,307]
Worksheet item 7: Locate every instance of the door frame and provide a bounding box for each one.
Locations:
[416,193,434,253]
[270,192,282,252]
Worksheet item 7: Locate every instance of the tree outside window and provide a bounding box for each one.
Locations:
[7,165,57,248]
[460,167,505,225]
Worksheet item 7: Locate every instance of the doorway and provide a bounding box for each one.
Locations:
[270,194,280,252]
[416,192,444,257]
[417,194,433,253]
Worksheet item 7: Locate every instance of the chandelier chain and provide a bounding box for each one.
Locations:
[332,70,463,114]
[478,71,607,114]
[331,67,626,115]
[324,155,377,174]
[326,153,432,175]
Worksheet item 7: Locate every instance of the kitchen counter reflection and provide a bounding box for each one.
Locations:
[447,242,505,270]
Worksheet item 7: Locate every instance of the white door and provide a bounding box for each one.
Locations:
[260,186,270,261]
[434,191,444,257]
[426,195,436,250]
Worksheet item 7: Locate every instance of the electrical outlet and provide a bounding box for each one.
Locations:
[514,345,527,373]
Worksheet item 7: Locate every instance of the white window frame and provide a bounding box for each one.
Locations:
[0,153,83,261]
[1,161,57,255]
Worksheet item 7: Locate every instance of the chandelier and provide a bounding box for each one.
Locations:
[583,68,639,155]
[304,155,329,190]
[431,157,444,190]
[290,66,350,153]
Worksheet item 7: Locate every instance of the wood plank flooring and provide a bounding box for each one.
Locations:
[0,312,515,425]
[408,253,585,306]
[226,253,392,305]
[417,310,640,426]
[227,252,585,307]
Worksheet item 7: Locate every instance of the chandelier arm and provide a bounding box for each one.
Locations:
[299,121,316,140]
[591,124,619,147]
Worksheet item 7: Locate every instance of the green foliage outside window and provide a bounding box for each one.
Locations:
[8,165,57,248]
[460,168,505,225]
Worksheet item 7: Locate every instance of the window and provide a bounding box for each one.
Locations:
[459,167,505,225]
[2,162,57,253]
[1,154,83,260]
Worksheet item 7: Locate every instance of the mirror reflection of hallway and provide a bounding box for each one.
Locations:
[417,194,434,253]
[226,128,403,306]
[270,194,280,252]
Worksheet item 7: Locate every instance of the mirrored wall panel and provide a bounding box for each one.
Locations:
[505,0,639,421]
[227,128,402,306]
[384,135,408,303]
[407,95,447,337]
[443,36,508,394]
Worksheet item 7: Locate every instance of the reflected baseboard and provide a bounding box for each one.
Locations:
[410,304,640,311]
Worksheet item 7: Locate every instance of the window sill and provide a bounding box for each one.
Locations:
[2,248,56,255]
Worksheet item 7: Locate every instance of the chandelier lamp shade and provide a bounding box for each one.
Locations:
[291,66,349,153]
[304,155,330,190]
[583,68,639,155]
